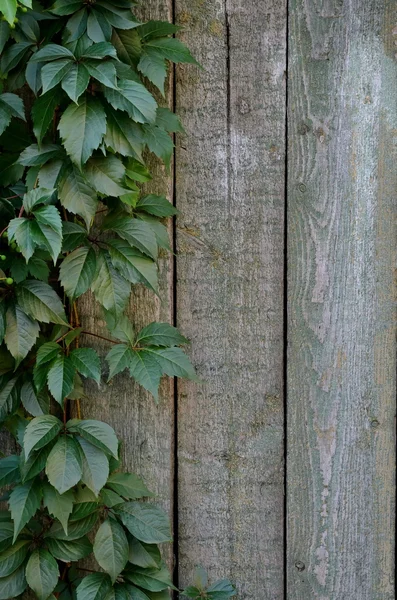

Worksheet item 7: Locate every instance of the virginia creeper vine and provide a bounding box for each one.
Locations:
[0,1,236,598]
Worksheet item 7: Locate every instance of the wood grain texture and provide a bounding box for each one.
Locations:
[77,0,176,568]
[175,1,286,597]
[287,0,397,598]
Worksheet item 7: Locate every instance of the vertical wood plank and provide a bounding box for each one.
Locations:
[287,1,397,598]
[78,0,175,565]
[175,1,286,597]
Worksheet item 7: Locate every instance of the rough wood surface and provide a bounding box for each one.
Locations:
[287,1,397,598]
[175,1,286,597]
[77,0,176,568]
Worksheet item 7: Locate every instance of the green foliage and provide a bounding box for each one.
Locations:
[0,2,233,599]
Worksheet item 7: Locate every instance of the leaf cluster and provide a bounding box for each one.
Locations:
[0,1,233,599]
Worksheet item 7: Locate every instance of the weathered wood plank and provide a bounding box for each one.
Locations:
[77,0,176,567]
[175,1,286,597]
[287,1,397,598]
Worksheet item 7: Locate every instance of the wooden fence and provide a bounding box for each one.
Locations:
[79,1,396,598]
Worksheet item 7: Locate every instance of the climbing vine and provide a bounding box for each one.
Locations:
[0,1,236,599]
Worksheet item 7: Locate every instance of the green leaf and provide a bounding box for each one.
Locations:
[38,160,63,190]
[111,28,141,65]
[84,59,118,90]
[23,415,63,459]
[7,218,36,261]
[59,95,107,166]
[128,350,162,401]
[77,437,109,496]
[62,221,88,252]
[60,246,97,301]
[70,498,98,521]
[20,444,53,483]
[28,256,50,282]
[50,0,83,16]
[105,343,134,379]
[84,155,128,197]
[47,355,76,406]
[103,216,157,259]
[41,59,74,94]
[93,518,128,583]
[33,205,63,263]
[9,257,28,284]
[0,522,13,554]
[0,540,29,578]
[32,43,75,62]
[58,163,98,229]
[104,80,157,124]
[25,549,59,600]
[155,106,184,133]
[70,348,101,385]
[142,124,173,170]
[128,537,161,569]
[0,41,32,74]
[207,580,236,599]
[36,342,61,367]
[32,90,63,144]
[0,456,20,488]
[0,378,18,413]
[4,304,39,368]
[107,238,158,293]
[64,327,83,347]
[9,479,42,542]
[104,584,132,600]
[45,435,82,494]
[136,194,178,217]
[145,347,197,380]
[0,0,17,25]
[137,50,167,96]
[0,564,27,599]
[76,573,112,600]
[136,323,187,348]
[145,37,199,65]
[33,205,62,233]
[0,103,12,137]
[137,21,181,41]
[104,311,135,345]
[123,585,151,600]
[104,106,144,159]
[23,187,55,213]
[96,4,139,30]
[100,488,123,508]
[182,587,201,599]
[45,511,98,541]
[16,280,68,325]
[43,483,74,535]
[20,381,49,416]
[66,419,119,459]
[114,502,172,544]
[107,472,153,500]
[124,564,176,592]
[87,9,112,43]
[66,7,88,42]
[92,251,131,317]
[81,42,118,59]
[0,92,25,121]
[46,536,92,562]
[61,63,90,103]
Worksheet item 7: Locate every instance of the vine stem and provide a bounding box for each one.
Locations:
[81,330,119,344]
